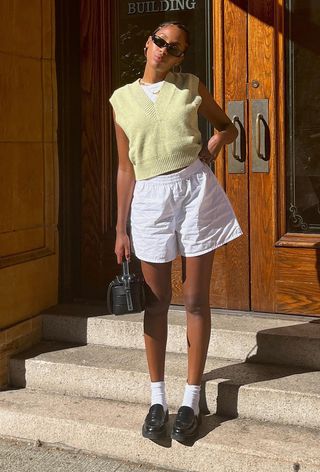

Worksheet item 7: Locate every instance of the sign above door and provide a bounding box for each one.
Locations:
[128,1,197,15]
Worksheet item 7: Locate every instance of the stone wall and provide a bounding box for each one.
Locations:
[0,0,59,330]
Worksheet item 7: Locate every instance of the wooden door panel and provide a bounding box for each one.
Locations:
[276,248,320,314]
[248,0,277,312]
[276,281,320,315]
[224,0,250,310]
[277,248,320,284]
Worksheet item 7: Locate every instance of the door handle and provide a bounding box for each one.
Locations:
[227,101,245,174]
[251,99,270,173]
[232,115,242,161]
[255,113,264,159]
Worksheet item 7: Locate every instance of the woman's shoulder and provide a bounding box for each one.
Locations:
[170,72,200,94]
[171,71,199,81]
[170,71,200,87]
[109,78,139,102]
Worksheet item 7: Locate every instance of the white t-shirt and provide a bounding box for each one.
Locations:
[140,81,164,102]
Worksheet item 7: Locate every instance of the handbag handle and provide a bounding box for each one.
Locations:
[123,258,145,311]
[106,280,114,314]
[122,259,134,311]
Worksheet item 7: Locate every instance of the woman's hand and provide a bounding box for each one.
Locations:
[197,80,238,164]
[198,132,225,164]
[115,232,131,264]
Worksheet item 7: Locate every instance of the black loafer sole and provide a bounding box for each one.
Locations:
[171,409,201,443]
[142,422,168,440]
[142,405,169,440]
[170,424,199,442]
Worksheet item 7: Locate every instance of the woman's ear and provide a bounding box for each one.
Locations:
[144,36,152,58]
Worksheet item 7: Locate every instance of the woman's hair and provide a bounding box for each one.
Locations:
[152,21,190,51]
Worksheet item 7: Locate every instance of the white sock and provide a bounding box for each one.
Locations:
[181,383,201,416]
[151,381,168,412]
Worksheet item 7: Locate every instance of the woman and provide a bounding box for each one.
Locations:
[109,21,242,443]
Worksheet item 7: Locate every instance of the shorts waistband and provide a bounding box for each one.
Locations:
[139,159,204,185]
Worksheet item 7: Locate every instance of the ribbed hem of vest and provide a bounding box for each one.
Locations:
[134,152,201,181]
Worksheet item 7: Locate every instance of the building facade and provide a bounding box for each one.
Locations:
[0,0,319,387]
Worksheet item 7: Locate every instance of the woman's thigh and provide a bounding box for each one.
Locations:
[181,251,215,311]
[141,260,173,312]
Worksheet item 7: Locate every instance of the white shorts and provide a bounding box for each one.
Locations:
[130,158,242,263]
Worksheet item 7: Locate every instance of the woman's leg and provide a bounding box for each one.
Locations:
[171,251,214,441]
[141,260,172,439]
[141,260,172,382]
[182,250,215,385]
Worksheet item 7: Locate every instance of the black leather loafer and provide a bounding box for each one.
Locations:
[142,404,169,439]
[171,406,201,442]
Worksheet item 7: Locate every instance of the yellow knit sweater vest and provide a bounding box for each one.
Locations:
[109,72,202,180]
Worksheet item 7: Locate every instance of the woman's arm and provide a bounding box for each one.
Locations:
[112,110,136,263]
[198,80,238,162]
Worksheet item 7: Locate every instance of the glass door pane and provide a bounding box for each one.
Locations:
[286,0,320,232]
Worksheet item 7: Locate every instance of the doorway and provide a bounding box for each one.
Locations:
[78,0,320,315]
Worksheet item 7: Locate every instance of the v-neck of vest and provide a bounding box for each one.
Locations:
[132,71,176,116]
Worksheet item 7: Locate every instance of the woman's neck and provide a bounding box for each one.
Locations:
[141,65,169,84]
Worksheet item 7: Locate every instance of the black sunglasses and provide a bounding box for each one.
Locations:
[151,34,184,57]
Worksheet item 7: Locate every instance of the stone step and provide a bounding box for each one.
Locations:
[0,435,177,472]
[0,388,319,472]
[9,341,320,429]
[41,304,320,369]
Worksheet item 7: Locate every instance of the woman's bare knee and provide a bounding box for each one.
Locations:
[184,294,209,316]
[145,289,172,316]
[141,260,172,316]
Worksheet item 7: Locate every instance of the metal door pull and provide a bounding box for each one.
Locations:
[255,113,264,159]
[232,115,242,161]
[227,101,245,174]
[251,99,269,173]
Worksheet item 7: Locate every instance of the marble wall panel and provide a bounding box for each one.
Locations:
[0,53,42,142]
[0,0,42,58]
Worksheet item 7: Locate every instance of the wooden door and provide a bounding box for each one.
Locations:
[211,0,320,315]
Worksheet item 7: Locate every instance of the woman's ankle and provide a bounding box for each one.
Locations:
[151,380,168,412]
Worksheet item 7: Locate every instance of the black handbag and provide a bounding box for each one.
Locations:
[107,259,145,315]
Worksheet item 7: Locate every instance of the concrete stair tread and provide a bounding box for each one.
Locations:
[41,305,320,371]
[42,303,320,337]
[11,341,320,396]
[0,388,319,472]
